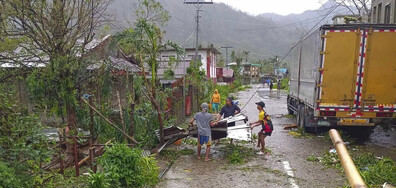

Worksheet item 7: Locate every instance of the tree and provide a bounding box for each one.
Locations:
[114,0,182,144]
[134,0,170,26]
[242,50,250,62]
[231,50,244,66]
[332,0,371,19]
[217,55,225,68]
[1,0,111,132]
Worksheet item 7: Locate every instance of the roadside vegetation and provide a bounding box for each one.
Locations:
[88,144,159,188]
[306,134,396,187]
[219,144,256,164]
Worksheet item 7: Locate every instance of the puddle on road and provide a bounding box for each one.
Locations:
[258,89,284,100]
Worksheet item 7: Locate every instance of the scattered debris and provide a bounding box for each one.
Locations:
[283,124,297,129]
[329,149,337,154]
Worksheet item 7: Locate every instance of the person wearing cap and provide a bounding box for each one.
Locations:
[216,97,241,144]
[190,103,215,162]
[250,101,272,155]
[211,89,221,113]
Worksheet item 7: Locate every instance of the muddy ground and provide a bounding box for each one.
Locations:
[157,84,396,188]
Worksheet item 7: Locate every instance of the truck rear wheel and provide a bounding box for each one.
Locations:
[288,109,294,115]
[296,105,304,127]
[297,105,318,133]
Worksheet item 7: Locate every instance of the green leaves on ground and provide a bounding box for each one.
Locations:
[219,145,255,164]
[307,152,396,187]
[160,148,195,162]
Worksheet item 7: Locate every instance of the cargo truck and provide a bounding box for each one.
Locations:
[286,24,396,132]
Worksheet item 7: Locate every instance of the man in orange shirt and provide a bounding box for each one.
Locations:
[211,89,220,113]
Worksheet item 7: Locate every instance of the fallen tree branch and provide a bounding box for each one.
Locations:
[77,139,112,167]
[81,97,139,145]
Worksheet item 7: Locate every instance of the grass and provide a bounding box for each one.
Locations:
[307,151,396,187]
[218,144,256,164]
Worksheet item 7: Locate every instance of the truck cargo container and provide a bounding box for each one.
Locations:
[286,24,396,131]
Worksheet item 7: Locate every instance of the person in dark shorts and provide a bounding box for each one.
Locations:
[250,101,272,155]
[215,97,240,144]
[269,81,273,91]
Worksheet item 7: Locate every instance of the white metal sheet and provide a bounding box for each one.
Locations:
[226,124,252,141]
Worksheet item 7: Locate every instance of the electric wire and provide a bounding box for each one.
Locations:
[240,3,341,111]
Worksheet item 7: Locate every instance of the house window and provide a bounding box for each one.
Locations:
[385,4,391,24]
[373,6,377,23]
[188,55,201,61]
[378,3,382,23]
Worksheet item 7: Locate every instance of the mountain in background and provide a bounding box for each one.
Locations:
[108,0,352,61]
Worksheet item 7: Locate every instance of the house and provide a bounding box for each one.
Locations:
[371,0,396,24]
[274,68,288,79]
[242,63,261,84]
[332,15,362,24]
[158,47,221,83]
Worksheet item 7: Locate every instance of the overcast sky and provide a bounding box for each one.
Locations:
[212,0,326,16]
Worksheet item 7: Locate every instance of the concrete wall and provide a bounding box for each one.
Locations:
[372,0,396,24]
[160,49,218,81]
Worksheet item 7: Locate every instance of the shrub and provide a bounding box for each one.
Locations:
[86,171,111,188]
[0,161,22,188]
[98,144,159,187]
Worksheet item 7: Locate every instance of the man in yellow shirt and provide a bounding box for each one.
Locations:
[211,89,220,113]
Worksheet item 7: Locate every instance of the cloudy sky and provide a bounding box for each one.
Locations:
[212,0,326,16]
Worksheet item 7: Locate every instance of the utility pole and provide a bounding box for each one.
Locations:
[221,46,233,67]
[184,0,213,67]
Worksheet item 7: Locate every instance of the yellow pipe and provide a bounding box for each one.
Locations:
[329,129,367,188]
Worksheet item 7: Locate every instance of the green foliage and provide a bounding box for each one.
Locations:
[274,77,290,91]
[354,154,396,186]
[0,82,53,187]
[219,145,255,164]
[0,160,22,188]
[135,0,170,26]
[38,169,85,188]
[164,69,175,80]
[204,81,243,112]
[86,171,111,188]
[26,56,80,118]
[309,151,396,187]
[133,102,160,148]
[98,144,159,187]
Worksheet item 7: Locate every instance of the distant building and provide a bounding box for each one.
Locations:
[158,47,220,82]
[242,63,261,84]
[371,0,396,24]
[332,15,361,24]
[274,68,288,79]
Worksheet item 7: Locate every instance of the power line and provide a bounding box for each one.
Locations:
[184,0,213,67]
[240,3,341,111]
[278,3,341,64]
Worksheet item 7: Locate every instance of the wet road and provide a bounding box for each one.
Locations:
[157,84,396,188]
